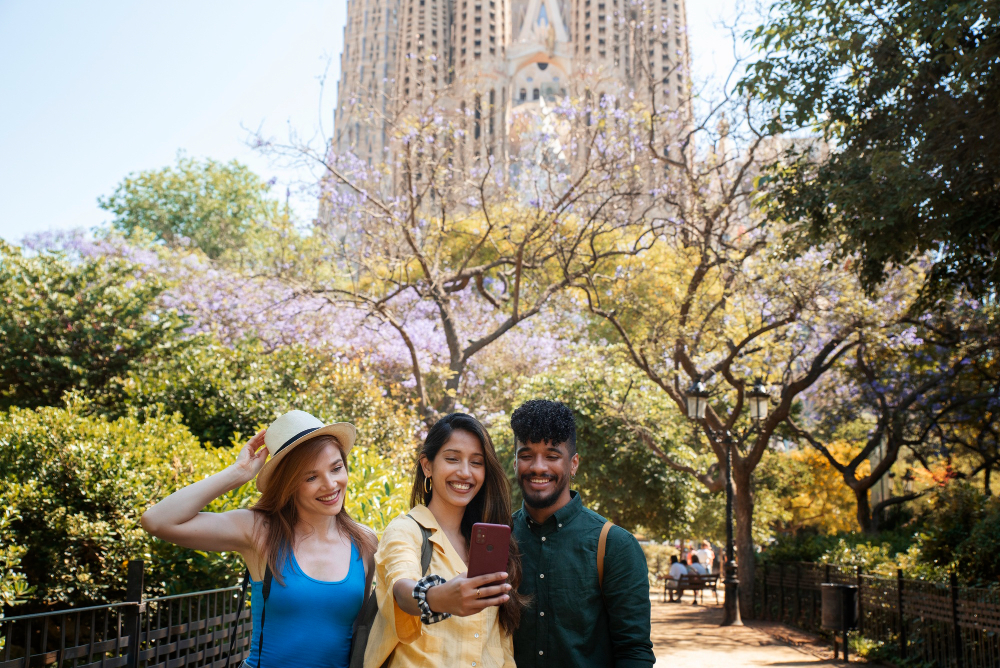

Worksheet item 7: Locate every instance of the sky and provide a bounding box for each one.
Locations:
[0,0,749,243]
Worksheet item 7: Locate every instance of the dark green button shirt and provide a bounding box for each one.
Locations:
[512,492,654,668]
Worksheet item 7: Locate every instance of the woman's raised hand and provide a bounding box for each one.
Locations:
[425,571,511,617]
[231,429,269,484]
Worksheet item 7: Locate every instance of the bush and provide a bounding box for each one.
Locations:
[93,338,421,460]
[761,481,1000,587]
[641,543,679,586]
[955,503,1000,587]
[761,530,917,574]
[0,240,186,410]
[0,504,32,611]
[0,399,411,612]
[916,482,1000,586]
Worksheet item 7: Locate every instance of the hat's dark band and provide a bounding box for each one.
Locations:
[274,427,320,456]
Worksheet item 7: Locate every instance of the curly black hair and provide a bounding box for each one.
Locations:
[510,399,577,454]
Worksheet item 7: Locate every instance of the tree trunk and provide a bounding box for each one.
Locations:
[854,485,874,533]
[733,460,755,620]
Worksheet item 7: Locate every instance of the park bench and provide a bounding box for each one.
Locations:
[661,572,720,605]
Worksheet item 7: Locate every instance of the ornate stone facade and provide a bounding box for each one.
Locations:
[332,0,689,167]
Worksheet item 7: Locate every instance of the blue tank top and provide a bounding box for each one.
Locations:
[246,542,364,668]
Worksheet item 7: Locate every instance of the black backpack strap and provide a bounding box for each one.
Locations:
[256,564,273,668]
[225,568,251,668]
[405,513,433,575]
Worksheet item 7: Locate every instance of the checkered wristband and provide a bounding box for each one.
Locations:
[411,574,451,624]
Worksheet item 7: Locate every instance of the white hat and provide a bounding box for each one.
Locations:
[255,410,357,493]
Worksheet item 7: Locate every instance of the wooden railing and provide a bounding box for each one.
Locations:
[0,562,252,668]
[754,561,1000,668]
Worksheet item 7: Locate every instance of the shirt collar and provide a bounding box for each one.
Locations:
[520,490,583,530]
[407,504,450,550]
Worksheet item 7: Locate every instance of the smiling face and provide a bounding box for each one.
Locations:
[420,429,486,510]
[515,439,578,512]
[292,441,349,517]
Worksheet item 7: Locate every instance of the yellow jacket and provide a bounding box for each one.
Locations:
[363,505,515,668]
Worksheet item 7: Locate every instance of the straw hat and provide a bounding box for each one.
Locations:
[255,410,357,493]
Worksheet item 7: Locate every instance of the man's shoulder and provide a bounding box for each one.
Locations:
[578,508,643,558]
[579,507,637,540]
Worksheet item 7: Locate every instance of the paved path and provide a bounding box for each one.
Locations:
[650,592,850,667]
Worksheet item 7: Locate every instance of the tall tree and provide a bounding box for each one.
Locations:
[255,91,664,418]
[786,299,1000,532]
[99,155,276,259]
[571,80,881,615]
[741,0,1000,300]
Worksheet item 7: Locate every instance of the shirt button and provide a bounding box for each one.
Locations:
[558,523,562,528]
[541,537,546,542]
[472,663,476,667]
[539,573,544,578]
[474,633,479,638]
[539,611,545,616]
[539,651,544,656]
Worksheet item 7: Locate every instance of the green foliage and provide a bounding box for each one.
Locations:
[498,347,700,539]
[742,0,1000,299]
[641,543,679,585]
[0,504,33,613]
[761,481,1000,586]
[0,400,228,608]
[0,399,412,611]
[958,503,1000,587]
[916,481,1000,586]
[94,338,421,460]
[0,241,187,411]
[345,444,413,534]
[98,155,276,259]
[753,449,809,542]
[761,530,917,575]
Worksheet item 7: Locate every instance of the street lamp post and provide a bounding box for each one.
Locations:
[721,432,741,626]
[685,377,770,627]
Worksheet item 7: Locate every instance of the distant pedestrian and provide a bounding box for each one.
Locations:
[509,399,654,668]
[695,541,716,573]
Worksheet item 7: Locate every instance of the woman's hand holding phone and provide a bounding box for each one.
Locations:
[424,572,510,617]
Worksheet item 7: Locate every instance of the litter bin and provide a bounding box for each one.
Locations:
[821,583,858,661]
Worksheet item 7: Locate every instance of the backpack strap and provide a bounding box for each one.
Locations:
[256,564,273,668]
[406,513,434,575]
[597,521,614,590]
[225,568,251,668]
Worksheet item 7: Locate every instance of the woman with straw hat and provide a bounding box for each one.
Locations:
[142,410,376,668]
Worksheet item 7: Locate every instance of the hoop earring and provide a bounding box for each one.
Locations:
[424,477,432,494]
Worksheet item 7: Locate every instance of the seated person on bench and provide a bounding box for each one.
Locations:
[689,554,708,576]
[664,555,689,602]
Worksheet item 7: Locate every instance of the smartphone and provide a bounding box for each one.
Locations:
[467,523,511,585]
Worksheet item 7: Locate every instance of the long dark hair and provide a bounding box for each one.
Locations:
[252,436,377,585]
[411,413,526,634]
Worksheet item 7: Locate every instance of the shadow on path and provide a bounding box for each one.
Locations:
[650,593,851,667]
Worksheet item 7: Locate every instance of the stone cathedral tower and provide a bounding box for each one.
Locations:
[332,0,690,169]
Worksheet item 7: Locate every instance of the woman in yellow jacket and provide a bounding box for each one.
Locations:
[364,413,526,667]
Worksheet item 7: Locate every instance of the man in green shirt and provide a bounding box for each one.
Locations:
[510,399,655,668]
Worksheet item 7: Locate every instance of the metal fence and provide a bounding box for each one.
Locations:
[0,562,252,668]
[754,562,1000,668]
